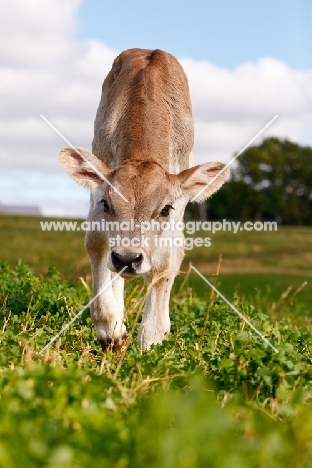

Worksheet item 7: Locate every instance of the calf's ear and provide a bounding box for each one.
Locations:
[59,147,112,190]
[178,162,229,202]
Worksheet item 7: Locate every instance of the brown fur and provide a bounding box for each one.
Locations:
[93,48,194,172]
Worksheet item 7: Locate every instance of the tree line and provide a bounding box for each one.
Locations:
[195,137,312,225]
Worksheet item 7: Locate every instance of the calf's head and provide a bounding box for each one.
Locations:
[59,147,229,276]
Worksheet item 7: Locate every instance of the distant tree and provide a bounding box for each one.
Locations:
[207,137,312,225]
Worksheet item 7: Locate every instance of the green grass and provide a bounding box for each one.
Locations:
[0,214,87,279]
[1,261,312,467]
[184,226,312,274]
[1,215,312,277]
[0,214,311,312]
[174,272,311,319]
[1,210,311,465]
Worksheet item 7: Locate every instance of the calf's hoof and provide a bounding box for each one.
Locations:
[99,335,126,352]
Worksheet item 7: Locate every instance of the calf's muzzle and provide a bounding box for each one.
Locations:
[111,250,143,273]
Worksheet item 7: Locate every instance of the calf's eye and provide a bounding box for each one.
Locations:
[101,199,110,213]
[160,204,174,217]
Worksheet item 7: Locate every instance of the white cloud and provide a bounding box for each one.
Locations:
[181,57,312,164]
[0,0,79,67]
[1,0,312,216]
[0,0,118,176]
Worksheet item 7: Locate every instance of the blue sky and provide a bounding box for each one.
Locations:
[1,0,312,217]
[77,0,312,69]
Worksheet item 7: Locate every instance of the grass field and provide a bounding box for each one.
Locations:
[1,261,312,466]
[1,214,312,466]
[1,214,311,310]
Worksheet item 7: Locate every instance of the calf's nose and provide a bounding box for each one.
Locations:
[111,251,143,273]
